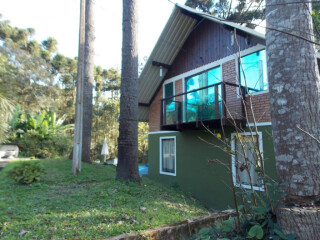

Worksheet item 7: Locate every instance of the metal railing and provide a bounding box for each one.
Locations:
[160,82,246,127]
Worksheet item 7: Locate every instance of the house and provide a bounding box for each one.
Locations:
[138,4,319,209]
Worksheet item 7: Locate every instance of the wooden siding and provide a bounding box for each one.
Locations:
[165,19,265,79]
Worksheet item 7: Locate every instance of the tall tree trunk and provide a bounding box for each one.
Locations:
[266,0,320,238]
[72,0,86,174]
[81,0,95,163]
[116,0,140,181]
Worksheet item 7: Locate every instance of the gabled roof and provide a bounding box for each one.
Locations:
[138,3,319,122]
[138,4,266,121]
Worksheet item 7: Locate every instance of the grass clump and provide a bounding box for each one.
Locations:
[0,158,209,239]
[8,161,45,185]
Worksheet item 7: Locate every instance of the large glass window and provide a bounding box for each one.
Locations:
[239,49,268,93]
[185,66,221,122]
[164,82,178,124]
[160,137,176,176]
[164,82,174,111]
[232,133,264,191]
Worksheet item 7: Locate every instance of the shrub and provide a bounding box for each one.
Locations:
[8,161,46,184]
[8,109,73,158]
[15,132,72,158]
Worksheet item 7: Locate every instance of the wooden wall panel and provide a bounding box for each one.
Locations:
[165,19,265,79]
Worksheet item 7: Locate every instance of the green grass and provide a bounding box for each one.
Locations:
[0,158,209,239]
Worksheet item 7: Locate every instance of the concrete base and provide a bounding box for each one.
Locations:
[107,211,234,240]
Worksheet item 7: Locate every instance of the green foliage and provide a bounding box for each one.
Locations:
[91,98,120,161]
[192,182,298,240]
[0,93,14,142]
[0,158,208,238]
[247,224,263,239]
[91,98,149,163]
[8,161,45,185]
[8,109,73,158]
[312,3,320,43]
[138,122,149,163]
[185,0,265,27]
[0,16,126,163]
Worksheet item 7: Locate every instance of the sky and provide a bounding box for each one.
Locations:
[0,0,185,70]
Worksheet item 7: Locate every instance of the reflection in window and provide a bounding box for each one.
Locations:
[232,133,264,190]
[164,82,177,124]
[185,66,221,122]
[164,82,174,112]
[160,137,176,175]
[239,49,268,93]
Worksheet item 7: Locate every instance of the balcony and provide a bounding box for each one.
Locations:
[160,82,247,131]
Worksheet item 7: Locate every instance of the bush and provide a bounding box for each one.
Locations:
[8,161,46,184]
[7,109,73,158]
[15,132,72,158]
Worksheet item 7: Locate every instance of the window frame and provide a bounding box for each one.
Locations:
[163,82,175,112]
[237,48,269,96]
[231,132,264,191]
[159,136,177,176]
[184,65,222,122]
[184,65,222,92]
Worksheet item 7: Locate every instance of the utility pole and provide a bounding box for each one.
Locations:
[72,0,86,175]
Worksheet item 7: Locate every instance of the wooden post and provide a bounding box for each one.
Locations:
[241,86,246,123]
[215,85,219,119]
[160,99,163,128]
[163,100,167,126]
[221,83,226,125]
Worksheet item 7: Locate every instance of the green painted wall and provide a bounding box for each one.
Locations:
[148,125,276,210]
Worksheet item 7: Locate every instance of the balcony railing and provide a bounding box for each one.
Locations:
[160,82,247,130]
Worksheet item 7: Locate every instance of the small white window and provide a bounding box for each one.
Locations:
[160,136,176,176]
[231,132,264,191]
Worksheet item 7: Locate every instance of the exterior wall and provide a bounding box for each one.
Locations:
[245,93,271,123]
[165,19,265,79]
[175,79,183,102]
[147,18,271,127]
[222,59,271,123]
[149,57,272,130]
[149,86,163,132]
[148,125,276,210]
[222,60,242,119]
[149,79,183,132]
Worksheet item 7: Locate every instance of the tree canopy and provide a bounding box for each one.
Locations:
[0,14,148,162]
[185,0,265,28]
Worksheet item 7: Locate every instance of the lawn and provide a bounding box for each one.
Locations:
[0,158,209,239]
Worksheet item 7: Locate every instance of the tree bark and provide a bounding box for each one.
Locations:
[72,0,85,174]
[116,0,140,181]
[81,0,95,163]
[266,0,320,238]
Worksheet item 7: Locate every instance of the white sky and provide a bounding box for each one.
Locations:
[0,0,185,70]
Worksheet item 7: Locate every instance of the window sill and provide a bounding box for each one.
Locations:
[237,89,269,98]
[160,171,176,176]
[234,183,264,192]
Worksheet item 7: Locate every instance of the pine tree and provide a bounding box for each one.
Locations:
[266,1,320,238]
[116,0,140,181]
